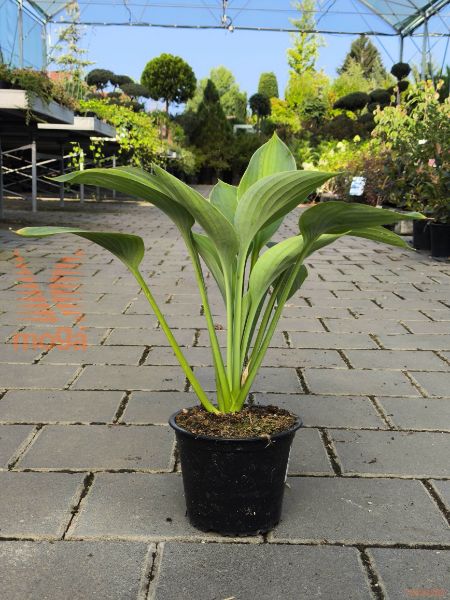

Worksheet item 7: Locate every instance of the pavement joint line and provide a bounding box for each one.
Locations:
[421,480,450,526]
[282,331,291,348]
[399,321,414,333]
[369,334,385,349]
[347,308,359,318]
[433,350,450,367]
[99,328,113,345]
[357,546,385,600]
[138,346,152,366]
[7,425,43,470]
[317,317,330,332]
[319,428,342,476]
[112,391,131,424]
[138,543,158,600]
[295,368,310,394]
[337,349,354,369]
[402,371,429,398]
[146,543,165,600]
[63,365,85,390]
[62,472,95,540]
[368,396,395,429]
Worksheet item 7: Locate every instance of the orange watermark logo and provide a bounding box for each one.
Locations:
[12,248,87,351]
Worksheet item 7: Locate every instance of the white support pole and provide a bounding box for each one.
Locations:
[79,148,85,203]
[59,147,65,207]
[31,138,37,212]
[112,155,116,200]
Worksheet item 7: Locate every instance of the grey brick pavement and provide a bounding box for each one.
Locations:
[0,199,449,599]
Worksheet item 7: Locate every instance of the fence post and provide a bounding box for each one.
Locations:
[31,138,37,212]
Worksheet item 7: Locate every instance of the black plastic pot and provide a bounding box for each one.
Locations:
[413,219,431,250]
[169,409,302,536]
[430,222,450,258]
[0,80,11,89]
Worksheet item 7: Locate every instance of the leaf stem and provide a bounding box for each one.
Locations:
[132,268,219,414]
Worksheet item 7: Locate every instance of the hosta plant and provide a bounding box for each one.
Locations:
[17,135,423,414]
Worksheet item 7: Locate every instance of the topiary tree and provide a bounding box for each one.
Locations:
[141,53,196,113]
[249,93,271,129]
[121,82,150,100]
[86,69,114,90]
[333,91,369,112]
[258,72,279,99]
[109,74,133,90]
[391,62,411,81]
[369,88,391,106]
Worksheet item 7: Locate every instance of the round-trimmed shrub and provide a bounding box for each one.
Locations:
[333,92,370,112]
[391,62,411,80]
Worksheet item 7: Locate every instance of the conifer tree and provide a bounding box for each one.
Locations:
[338,35,387,81]
[258,72,279,99]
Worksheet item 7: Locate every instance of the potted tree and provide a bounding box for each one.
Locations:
[16,135,423,535]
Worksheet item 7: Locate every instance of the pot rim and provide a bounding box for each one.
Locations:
[169,406,303,443]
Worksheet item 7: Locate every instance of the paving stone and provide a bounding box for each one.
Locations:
[122,392,197,424]
[344,349,447,371]
[368,548,450,600]
[145,346,214,366]
[254,393,385,428]
[0,343,43,363]
[330,430,450,477]
[272,477,450,544]
[0,541,151,600]
[0,364,77,389]
[261,348,347,368]
[70,473,237,541]
[323,318,407,335]
[151,543,371,600]
[72,365,185,391]
[378,396,450,430]
[104,327,195,347]
[404,320,450,334]
[288,428,333,474]
[0,472,84,538]
[431,480,450,513]
[409,372,450,397]
[377,334,450,351]
[0,390,123,424]
[0,425,34,467]
[304,368,419,396]
[277,317,326,332]
[289,332,377,349]
[40,345,145,365]
[18,425,174,471]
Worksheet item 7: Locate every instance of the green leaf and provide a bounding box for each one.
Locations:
[348,225,413,249]
[275,264,308,303]
[248,235,304,311]
[209,180,238,223]
[237,133,297,199]
[15,227,144,271]
[193,233,226,300]
[299,201,424,246]
[54,167,194,236]
[235,170,335,251]
[150,165,239,267]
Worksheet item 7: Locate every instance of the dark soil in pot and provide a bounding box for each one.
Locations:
[413,219,431,250]
[169,405,302,536]
[430,222,450,258]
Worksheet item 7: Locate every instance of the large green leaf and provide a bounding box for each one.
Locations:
[209,180,238,223]
[15,227,144,271]
[347,225,413,249]
[299,201,424,246]
[275,264,308,303]
[193,233,226,300]
[248,235,304,310]
[54,167,194,236]
[150,165,239,267]
[237,133,297,200]
[235,170,335,251]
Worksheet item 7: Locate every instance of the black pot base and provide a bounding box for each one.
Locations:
[170,408,302,536]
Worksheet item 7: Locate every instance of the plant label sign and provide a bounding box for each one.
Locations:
[349,176,366,196]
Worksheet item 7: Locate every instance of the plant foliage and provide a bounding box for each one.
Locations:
[16,135,424,414]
